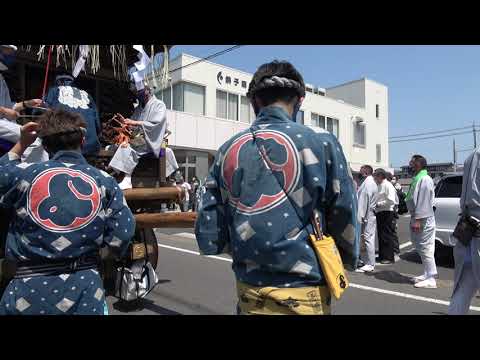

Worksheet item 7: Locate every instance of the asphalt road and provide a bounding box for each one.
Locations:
[108,215,480,315]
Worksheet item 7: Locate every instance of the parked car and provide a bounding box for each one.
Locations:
[434,173,463,247]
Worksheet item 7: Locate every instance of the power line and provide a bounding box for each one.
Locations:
[389,130,472,143]
[389,125,473,139]
[168,45,245,74]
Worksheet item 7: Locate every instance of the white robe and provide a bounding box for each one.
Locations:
[109,95,178,176]
[0,73,48,163]
[357,175,378,266]
[449,149,480,314]
[406,173,437,278]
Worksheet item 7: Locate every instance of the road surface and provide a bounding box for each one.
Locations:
[108,215,480,315]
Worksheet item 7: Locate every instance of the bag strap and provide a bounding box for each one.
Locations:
[248,127,323,239]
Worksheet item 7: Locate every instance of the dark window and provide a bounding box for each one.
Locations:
[241,81,247,88]
[226,76,231,84]
[435,176,463,198]
[376,104,380,119]
[296,110,304,124]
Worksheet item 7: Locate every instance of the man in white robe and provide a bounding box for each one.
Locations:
[0,45,47,163]
[449,149,480,314]
[108,85,177,189]
[406,155,437,289]
[356,165,378,273]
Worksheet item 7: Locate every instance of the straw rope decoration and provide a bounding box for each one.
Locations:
[22,45,169,81]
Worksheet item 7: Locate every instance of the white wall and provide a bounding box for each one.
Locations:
[167,109,249,152]
[326,80,366,108]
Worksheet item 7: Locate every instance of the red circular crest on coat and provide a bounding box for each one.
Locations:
[221,130,300,215]
[27,168,101,233]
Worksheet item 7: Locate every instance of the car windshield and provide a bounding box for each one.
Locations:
[435,176,462,198]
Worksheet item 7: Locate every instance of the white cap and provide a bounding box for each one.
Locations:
[0,45,17,51]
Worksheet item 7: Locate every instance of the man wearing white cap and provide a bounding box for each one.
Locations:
[0,45,48,162]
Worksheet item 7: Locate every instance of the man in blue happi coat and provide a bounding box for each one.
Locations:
[0,109,135,315]
[195,60,359,315]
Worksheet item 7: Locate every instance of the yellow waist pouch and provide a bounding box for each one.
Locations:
[236,281,331,315]
[309,215,349,300]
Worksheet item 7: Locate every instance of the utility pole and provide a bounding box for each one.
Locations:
[474,122,477,149]
[453,138,457,172]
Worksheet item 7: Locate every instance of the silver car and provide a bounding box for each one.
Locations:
[434,173,463,247]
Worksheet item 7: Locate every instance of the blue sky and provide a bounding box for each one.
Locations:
[165,45,480,168]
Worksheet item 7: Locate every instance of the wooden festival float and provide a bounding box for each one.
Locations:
[0,45,197,294]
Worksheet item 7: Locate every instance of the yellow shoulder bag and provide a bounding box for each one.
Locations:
[309,211,349,300]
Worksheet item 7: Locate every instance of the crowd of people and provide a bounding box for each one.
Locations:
[354,157,438,289]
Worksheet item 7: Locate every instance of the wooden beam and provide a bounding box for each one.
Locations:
[134,212,197,229]
[123,187,183,201]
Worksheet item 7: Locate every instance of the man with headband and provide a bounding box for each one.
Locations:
[0,110,134,315]
[195,60,359,315]
[0,45,47,162]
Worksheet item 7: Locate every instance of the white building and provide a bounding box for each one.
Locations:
[151,53,390,183]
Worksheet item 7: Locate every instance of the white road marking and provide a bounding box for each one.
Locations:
[399,241,412,249]
[436,228,454,233]
[158,242,480,312]
[168,232,197,240]
[158,244,231,262]
[350,283,480,312]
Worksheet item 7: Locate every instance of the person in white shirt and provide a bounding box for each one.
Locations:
[356,165,378,273]
[179,177,192,212]
[406,155,437,289]
[374,168,397,265]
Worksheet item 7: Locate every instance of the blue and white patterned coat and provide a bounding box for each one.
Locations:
[45,86,101,156]
[0,150,135,315]
[195,106,359,288]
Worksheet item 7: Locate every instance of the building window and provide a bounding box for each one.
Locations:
[217,90,240,121]
[216,90,228,119]
[172,83,183,112]
[174,151,197,183]
[156,86,171,110]
[228,92,238,121]
[171,82,206,116]
[183,83,205,115]
[240,96,251,123]
[327,117,339,138]
[376,144,381,163]
[312,113,338,137]
[376,104,380,119]
[296,110,304,124]
[353,121,366,147]
[311,113,325,128]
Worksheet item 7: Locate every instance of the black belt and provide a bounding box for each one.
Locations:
[14,256,100,279]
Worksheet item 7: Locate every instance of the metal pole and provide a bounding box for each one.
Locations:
[474,123,477,149]
[453,138,457,172]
